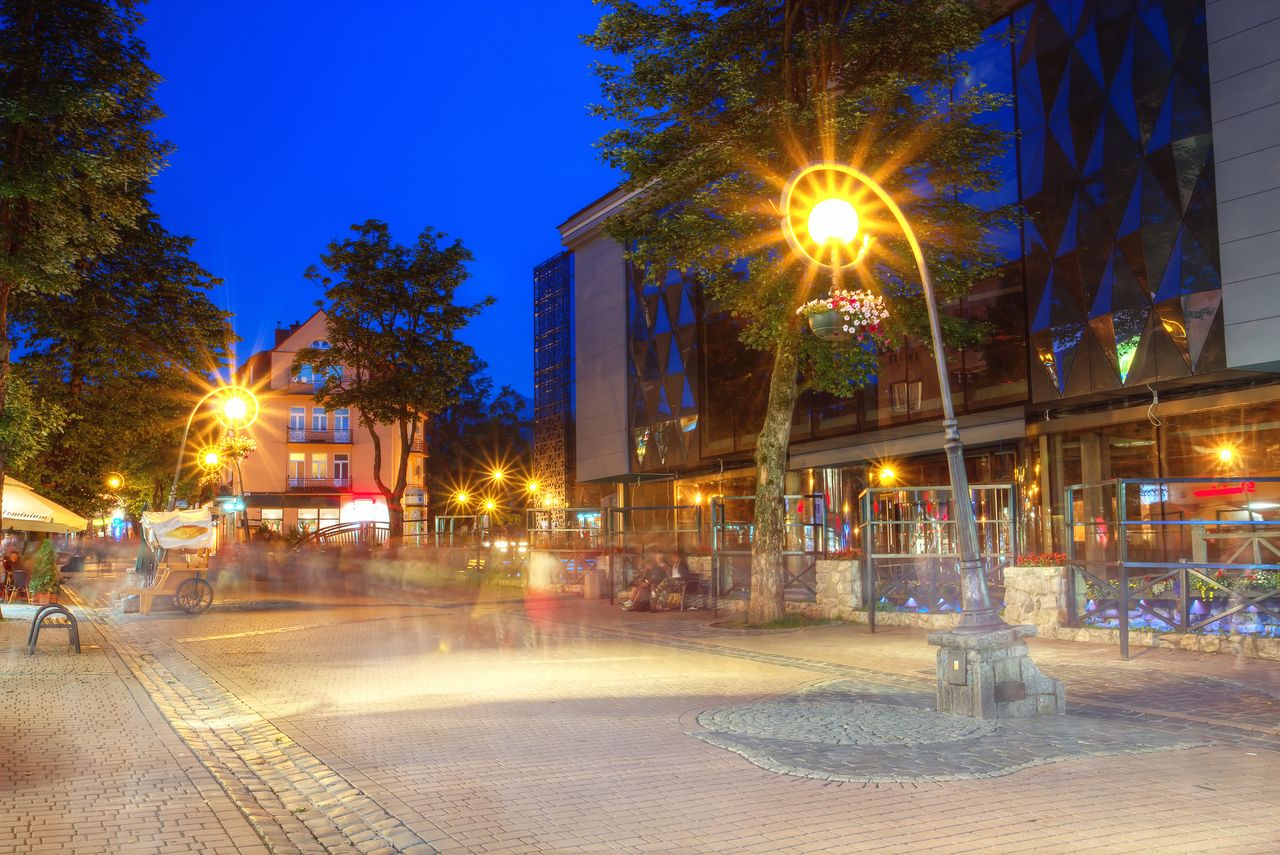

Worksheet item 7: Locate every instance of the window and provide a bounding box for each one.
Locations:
[312,408,328,432]
[293,364,314,384]
[296,508,318,534]
[334,408,351,441]
[319,508,340,525]
[312,339,331,350]
[891,381,922,414]
[288,453,305,481]
[333,453,350,483]
[289,407,305,438]
[311,454,327,479]
[260,508,283,533]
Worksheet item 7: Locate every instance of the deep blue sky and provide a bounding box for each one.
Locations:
[142,1,619,396]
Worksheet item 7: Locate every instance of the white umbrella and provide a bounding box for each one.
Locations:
[3,478,87,534]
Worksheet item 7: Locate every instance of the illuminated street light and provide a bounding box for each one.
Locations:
[783,162,1005,631]
[453,490,470,507]
[1216,446,1235,465]
[490,468,506,483]
[106,472,124,491]
[167,384,261,511]
[526,479,540,495]
[877,467,896,486]
[483,498,497,513]
[199,448,222,470]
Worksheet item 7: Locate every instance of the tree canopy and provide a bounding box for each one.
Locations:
[0,0,170,521]
[13,204,233,517]
[585,0,1010,621]
[295,220,491,540]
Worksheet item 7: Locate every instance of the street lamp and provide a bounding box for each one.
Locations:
[782,162,1005,631]
[106,472,124,492]
[167,385,260,511]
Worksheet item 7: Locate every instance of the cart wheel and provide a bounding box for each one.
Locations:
[174,578,213,614]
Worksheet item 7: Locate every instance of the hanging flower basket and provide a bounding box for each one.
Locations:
[806,309,853,341]
[796,289,889,344]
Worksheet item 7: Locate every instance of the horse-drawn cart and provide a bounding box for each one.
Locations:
[122,509,216,615]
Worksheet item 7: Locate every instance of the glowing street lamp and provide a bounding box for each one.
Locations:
[483,498,497,513]
[198,448,222,471]
[782,162,1005,631]
[167,385,260,511]
[453,490,471,508]
[490,468,506,483]
[106,472,124,492]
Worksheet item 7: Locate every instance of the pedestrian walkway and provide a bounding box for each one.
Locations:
[3,578,1278,853]
[0,602,265,855]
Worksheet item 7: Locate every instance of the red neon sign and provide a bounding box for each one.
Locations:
[1193,481,1256,498]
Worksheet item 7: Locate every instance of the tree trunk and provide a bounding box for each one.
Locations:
[747,333,801,625]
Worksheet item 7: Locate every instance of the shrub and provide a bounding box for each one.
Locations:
[28,540,60,594]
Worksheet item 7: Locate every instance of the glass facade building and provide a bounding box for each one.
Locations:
[536,0,1280,558]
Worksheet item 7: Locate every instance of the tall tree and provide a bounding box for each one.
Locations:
[586,0,1008,622]
[0,0,168,523]
[14,207,233,517]
[296,220,491,542]
[423,372,532,522]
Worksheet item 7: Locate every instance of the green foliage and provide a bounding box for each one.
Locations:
[28,539,59,595]
[0,370,67,472]
[0,0,168,298]
[13,207,232,518]
[295,220,492,537]
[424,374,531,521]
[584,0,1011,395]
[0,0,173,520]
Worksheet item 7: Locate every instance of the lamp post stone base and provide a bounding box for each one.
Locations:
[927,625,1065,719]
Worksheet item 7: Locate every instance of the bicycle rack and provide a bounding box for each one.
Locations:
[27,604,81,655]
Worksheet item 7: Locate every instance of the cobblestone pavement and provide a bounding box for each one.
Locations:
[0,602,265,855]
[6,575,1278,854]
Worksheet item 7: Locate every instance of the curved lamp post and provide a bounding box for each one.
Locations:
[166,385,259,512]
[782,162,1006,631]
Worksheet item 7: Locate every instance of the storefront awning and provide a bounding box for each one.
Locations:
[3,477,88,534]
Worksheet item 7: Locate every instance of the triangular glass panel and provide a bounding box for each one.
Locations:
[1133,26,1173,146]
[1083,114,1107,180]
[1036,14,1073,116]
[1183,290,1221,369]
[1138,2,1172,61]
[641,294,660,332]
[676,326,697,367]
[1140,167,1182,293]
[1076,204,1111,306]
[1067,49,1106,167]
[1031,267,1055,333]
[1048,57,1079,172]
[656,382,672,417]
[1182,159,1220,270]
[1019,122,1046,198]
[1055,252,1088,310]
[1074,22,1104,86]
[1117,167,1143,236]
[678,286,696,326]
[1172,226,1219,298]
[663,282,683,325]
[1089,249,1118,319]
[1172,77,1211,141]
[652,302,672,335]
[1115,230,1148,295]
[681,379,696,411]
[642,344,662,381]
[1191,304,1227,374]
[1119,313,1163,387]
[667,334,683,376]
[1151,296,1192,371]
[642,379,660,420]
[1087,313,1119,377]
[654,331,672,374]
[1057,192,1080,257]
[1106,24,1140,142]
[664,374,685,415]
[634,428,648,467]
[1145,87,1173,154]
[1102,109,1143,228]
[1030,328,1063,397]
[1153,228,1183,303]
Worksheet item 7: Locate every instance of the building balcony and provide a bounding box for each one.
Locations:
[288,428,353,443]
[409,436,424,453]
[287,477,352,492]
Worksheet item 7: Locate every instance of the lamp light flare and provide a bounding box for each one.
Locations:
[807,197,860,245]
[222,396,249,422]
[491,468,505,482]
[526,479,540,494]
[106,474,123,490]
[1216,446,1234,464]
[878,467,896,485]
[454,491,470,505]
[201,450,221,469]
[483,499,496,512]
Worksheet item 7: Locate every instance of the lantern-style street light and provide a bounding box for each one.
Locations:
[782,162,1005,631]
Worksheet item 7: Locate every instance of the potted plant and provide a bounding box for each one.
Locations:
[28,539,60,605]
[795,289,889,343]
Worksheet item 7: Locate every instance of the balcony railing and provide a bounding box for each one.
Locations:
[287,477,352,492]
[288,427,353,443]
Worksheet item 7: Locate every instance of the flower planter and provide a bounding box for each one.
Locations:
[30,591,57,605]
[806,310,853,342]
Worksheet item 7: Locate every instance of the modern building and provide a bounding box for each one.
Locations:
[533,0,1280,561]
[231,311,428,541]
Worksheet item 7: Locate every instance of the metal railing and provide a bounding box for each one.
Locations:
[859,483,1017,631]
[310,522,388,546]
[1064,477,1280,657]
[286,477,352,492]
[709,494,825,604]
[288,427,352,443]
